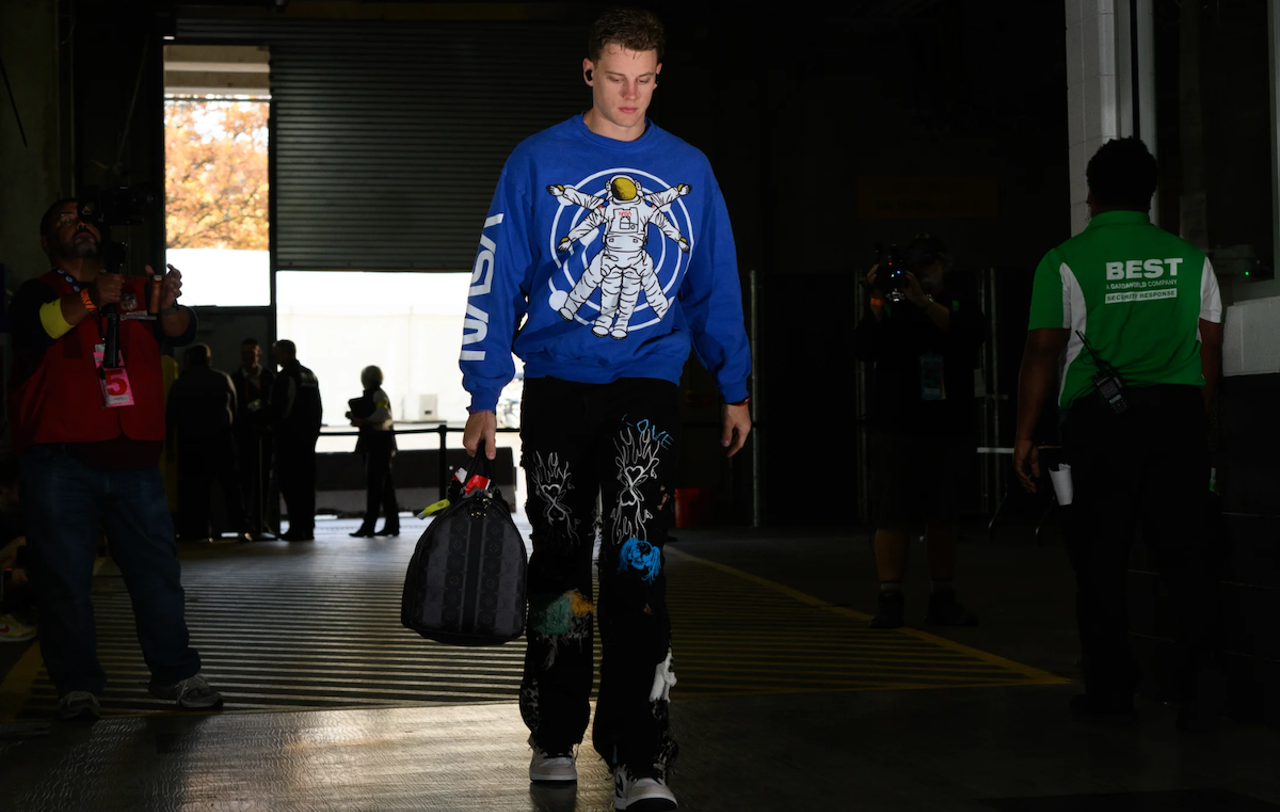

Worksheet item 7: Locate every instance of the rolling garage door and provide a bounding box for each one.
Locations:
[176,17,585,271]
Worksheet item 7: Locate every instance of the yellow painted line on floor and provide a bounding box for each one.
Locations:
[680,655,1018,671]
[676,677,1068,698]
[666,547,1071,687]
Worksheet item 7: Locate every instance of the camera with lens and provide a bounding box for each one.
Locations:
[77,184,159,229]
[872,237,946,303]
[74,183,161,369]
[876,245,911,302]
[75,184,159,273]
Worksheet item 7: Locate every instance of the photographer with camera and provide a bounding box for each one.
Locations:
[855,236,987,629]
[1014,138,1223,730]
[5,198,222,719]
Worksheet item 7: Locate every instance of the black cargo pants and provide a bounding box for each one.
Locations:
[1062,384,1217,702]
[518,376,680,778]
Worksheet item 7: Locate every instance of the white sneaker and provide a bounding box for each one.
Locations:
[613,765,677,811]
[529,748,577,782]
[148,672,224,710]
[0,614,36,642]
[57,691,100,721]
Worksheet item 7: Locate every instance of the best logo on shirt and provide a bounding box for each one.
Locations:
[1105,258,1184,280]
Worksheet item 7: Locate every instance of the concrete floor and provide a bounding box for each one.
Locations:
[0,520,1276,811]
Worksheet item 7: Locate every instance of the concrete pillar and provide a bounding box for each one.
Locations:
[1267,0,1280,301]
[1064,0,1156,235]
[0,0,64,287]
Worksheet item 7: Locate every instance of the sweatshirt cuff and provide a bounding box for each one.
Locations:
[468,388,502,414]
[721,382,749,406]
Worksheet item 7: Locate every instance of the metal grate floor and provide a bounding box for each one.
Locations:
[3,521,1065,719]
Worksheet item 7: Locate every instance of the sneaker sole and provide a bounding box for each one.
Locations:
[616,797,677,811]
[529,772,578,783]
[178,697,225,710]
[58,705,100,721]
[149,686,225,710]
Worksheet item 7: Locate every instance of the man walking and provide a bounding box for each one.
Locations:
[459,8,751,809]
[1014,137,1223,730]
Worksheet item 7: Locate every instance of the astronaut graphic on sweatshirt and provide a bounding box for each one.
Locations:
[547,174,692,340]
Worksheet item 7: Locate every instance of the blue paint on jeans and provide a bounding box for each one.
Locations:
[618,537,661,583]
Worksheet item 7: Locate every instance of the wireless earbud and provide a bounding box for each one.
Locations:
[585,69,593,81]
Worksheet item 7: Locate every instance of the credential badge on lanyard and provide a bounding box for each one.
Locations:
[920,353,946,401]
[94,343,134,408]
[58,269,135,407]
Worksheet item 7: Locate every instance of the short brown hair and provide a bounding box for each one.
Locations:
[588,7,665,63]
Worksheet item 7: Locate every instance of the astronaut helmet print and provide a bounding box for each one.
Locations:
[609,175,642,201]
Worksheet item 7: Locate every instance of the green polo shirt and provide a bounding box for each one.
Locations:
[1028,210,1222,409]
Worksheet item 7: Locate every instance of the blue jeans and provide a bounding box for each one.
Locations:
[21,445,201,695]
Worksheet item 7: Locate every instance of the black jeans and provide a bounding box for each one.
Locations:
[1062,384,1215,701]
[276,436,317,536]
[519,377,680,777]
[357,442,398,533]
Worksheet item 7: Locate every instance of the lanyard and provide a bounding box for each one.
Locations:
[54,268,106,339]
[54,268,81,293]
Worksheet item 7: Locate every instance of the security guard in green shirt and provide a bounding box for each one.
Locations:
[1013,137,1224,730]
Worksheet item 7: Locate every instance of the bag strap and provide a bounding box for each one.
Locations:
[463,438,496,483]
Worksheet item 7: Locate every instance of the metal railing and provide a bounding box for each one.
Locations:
[320,424,519,502]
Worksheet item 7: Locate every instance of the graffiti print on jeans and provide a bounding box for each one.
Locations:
[530,451,579,545]
[610,422,664,545]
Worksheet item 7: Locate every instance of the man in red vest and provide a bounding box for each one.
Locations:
[6,198,223,719]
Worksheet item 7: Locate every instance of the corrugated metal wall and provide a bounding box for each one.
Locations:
[176,18,585,271]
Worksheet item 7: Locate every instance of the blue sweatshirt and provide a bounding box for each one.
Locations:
[459,115,751,412]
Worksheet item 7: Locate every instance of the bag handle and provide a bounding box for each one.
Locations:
[463,438,496,483]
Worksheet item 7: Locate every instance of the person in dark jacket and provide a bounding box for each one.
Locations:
[347,365,399,537]
[230,338,275,538]
[271,340,322,541]
[855,235,987,630]
[167,344,248,542]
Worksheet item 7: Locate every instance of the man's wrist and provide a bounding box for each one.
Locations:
[160,304,181,317]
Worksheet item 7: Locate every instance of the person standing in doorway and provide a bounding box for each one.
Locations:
[1014,137,1224,730]
[459,8,751,810]
[167,344,248,542]
[347,365,399,538]
[231,337,275,538]
[271,340,322,542]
